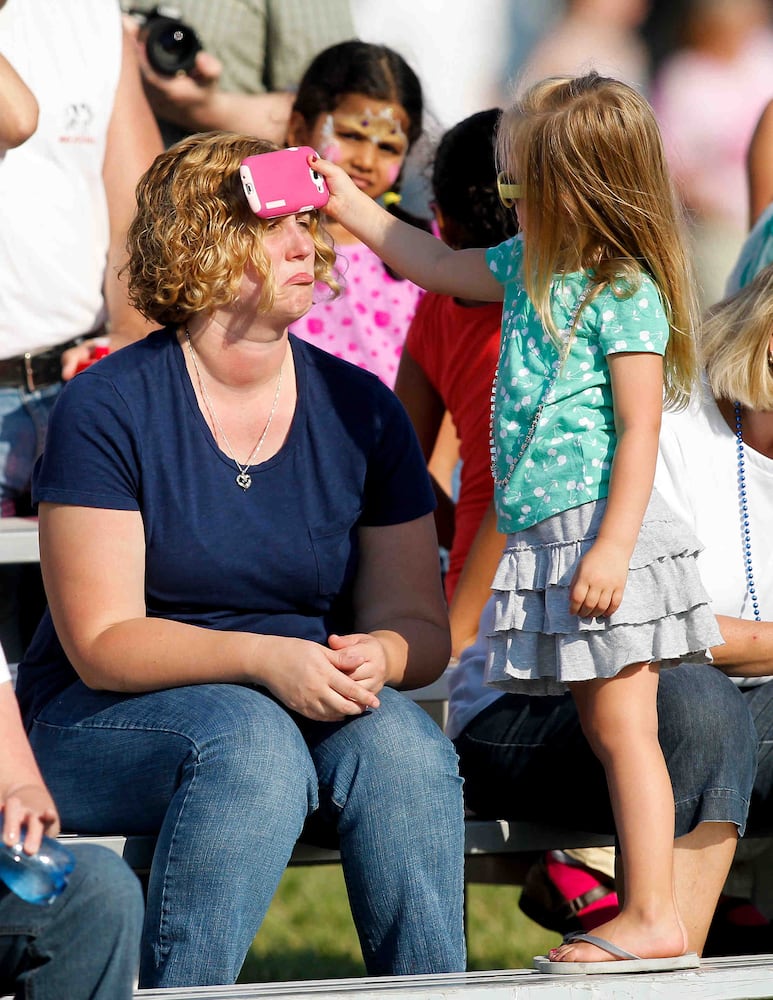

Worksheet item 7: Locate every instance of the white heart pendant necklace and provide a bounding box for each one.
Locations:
[185,327,283,491]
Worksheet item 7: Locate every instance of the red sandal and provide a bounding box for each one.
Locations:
[519,850,619,935]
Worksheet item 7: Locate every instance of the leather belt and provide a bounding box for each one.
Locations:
[0,333,104,391]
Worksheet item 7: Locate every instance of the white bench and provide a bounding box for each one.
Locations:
[58,817,615,886]
[0,517,611,884]
[0,516,39,564]
[4,956,773,1000]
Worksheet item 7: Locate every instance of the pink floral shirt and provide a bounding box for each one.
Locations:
[291,241,423,388]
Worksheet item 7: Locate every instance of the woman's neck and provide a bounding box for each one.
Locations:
[180,321,289,392]
[717,397,773,459]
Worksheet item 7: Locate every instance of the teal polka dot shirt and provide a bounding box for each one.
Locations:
[487,235,669,532]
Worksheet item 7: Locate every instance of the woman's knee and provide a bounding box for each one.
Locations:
[659,665,756,761]
[176,685,317,802]
[659,665,756,832]
[311,688,463,816]
[354,688,458,769]
[33,686,317,841]
[65,844,145,929]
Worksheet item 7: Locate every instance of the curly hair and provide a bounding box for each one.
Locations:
[125,132,339,325]
[497,72,700,409]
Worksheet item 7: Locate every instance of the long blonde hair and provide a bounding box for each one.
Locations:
[497,72,699,409]
[701,264,773,410]
[125,132,339,325]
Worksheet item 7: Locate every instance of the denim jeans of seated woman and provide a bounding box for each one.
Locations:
[26,682,466,988]
[0,843,144,1000]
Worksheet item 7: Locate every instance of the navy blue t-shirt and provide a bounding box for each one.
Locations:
[16,330,435,721]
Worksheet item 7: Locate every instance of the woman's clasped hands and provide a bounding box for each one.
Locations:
[260,632,387,722]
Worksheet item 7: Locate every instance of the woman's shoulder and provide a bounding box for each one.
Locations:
[291,337,425,460]
[53,328,177,417]
[74,327,173,380]
[661,379,723,439]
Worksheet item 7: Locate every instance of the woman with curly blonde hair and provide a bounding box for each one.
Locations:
[14,131,465,989]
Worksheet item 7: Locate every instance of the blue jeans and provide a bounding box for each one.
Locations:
[27,683,466,988]
[454,663,758,838]
[0,383,60,660]
[0,383,60,509]
[742,681,773,835]
[0,843,143,1000]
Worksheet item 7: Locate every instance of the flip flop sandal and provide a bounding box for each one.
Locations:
[533,931,701,975]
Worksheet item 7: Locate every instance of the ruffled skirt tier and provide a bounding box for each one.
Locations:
[485,489,724,695]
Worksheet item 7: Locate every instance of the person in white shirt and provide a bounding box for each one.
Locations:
[0,0,163,659]
[654,264,773,932]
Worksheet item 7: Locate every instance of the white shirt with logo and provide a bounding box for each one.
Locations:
[0,0,121,358]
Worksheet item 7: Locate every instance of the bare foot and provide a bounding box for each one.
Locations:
[548,909,688,965]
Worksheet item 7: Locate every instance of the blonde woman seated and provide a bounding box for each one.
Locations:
[14,132,465,989]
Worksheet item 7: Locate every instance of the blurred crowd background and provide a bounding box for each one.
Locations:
[348,0,773,308]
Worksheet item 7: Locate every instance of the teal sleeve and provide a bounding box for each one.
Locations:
[593,275,669,356]
[486,235,523,286]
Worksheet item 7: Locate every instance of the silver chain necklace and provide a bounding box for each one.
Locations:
[185,327,284,491]
[490,283,592,489]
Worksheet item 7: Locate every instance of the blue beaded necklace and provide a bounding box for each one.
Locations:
[733,401,762,622]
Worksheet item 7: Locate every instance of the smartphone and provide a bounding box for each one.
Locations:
[239,146,329,219]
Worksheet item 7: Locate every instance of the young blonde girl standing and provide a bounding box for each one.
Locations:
[314,72,723,973]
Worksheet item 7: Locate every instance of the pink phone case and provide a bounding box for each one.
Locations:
[239,146,329,218]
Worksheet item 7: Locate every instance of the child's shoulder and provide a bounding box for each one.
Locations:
[588,270,669,351]
[486,233,523,283]
[591,269,665,317]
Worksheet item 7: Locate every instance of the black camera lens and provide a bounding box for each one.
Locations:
[144,16,201,76]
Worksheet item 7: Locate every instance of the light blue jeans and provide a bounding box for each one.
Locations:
[0,843,144,1000]
[27,682,466,988]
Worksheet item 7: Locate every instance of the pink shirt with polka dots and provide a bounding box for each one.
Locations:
[291,241,424,388]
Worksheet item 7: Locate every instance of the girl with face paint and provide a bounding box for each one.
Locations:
[287,40,426,387]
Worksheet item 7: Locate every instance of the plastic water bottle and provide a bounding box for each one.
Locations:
[0,818,75,905]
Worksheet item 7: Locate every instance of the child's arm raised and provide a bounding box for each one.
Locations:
[569,352,663,619]
[313,155,504,302]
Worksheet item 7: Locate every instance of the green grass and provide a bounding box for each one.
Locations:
[238,865,561,985]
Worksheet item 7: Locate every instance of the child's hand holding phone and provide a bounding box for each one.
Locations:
[239,145,329,218]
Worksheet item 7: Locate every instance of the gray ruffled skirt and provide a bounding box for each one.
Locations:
[485,489,724,695]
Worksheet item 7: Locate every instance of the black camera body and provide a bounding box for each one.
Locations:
[129,5,202,76]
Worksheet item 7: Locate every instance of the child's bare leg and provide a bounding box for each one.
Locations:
[550,662,687,963]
